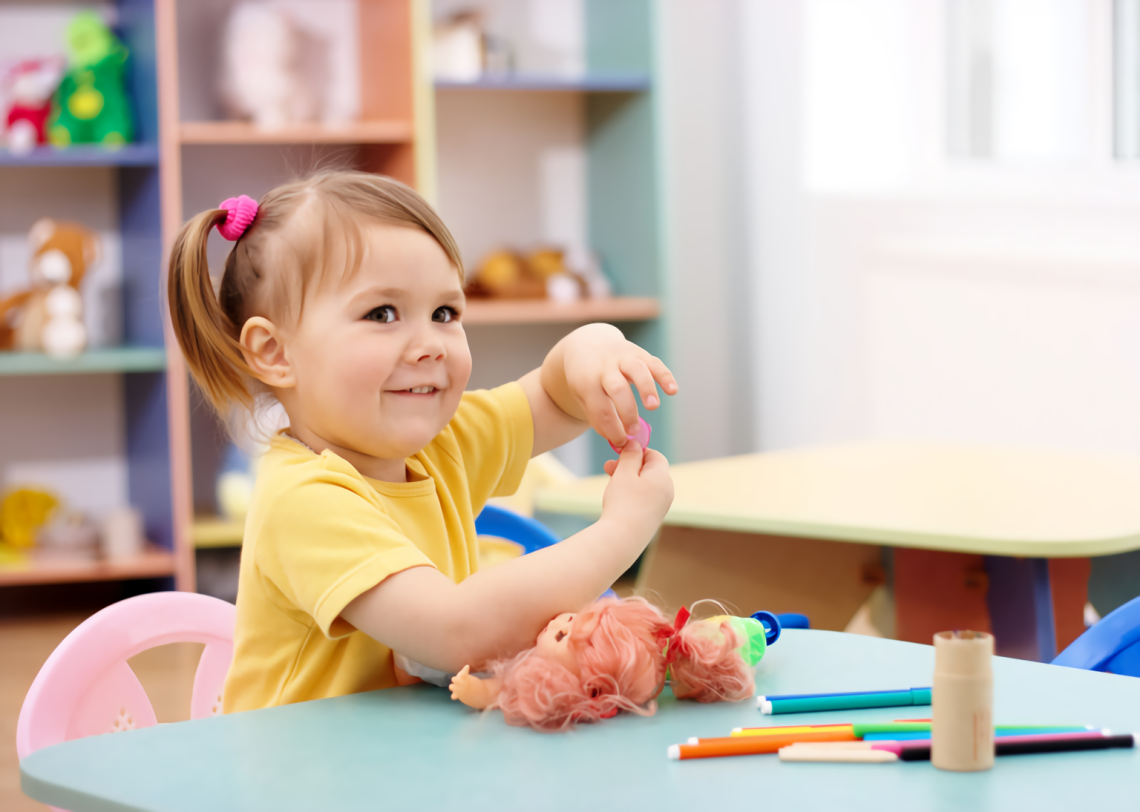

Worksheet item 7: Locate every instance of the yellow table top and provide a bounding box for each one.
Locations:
[533,442,1140,557]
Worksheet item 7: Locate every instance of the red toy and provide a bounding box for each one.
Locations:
[4,59,63,154]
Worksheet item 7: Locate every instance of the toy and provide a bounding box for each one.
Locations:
[3,58,64,154]
[608,416,652,454]
[465,246,613,302]
[0,219,100,357]
[0,488,58,552]
[446,597,768,732]
[48,11,133,147]
[220,2,356,128]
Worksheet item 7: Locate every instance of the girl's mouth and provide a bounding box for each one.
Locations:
[391,386,439,395]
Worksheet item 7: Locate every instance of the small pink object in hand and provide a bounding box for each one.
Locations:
[609,417,651,454]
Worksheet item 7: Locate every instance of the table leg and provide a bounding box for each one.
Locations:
[1050,558,1091,653]
[893,549,991,645]
[634,526,882,631]
[984,557,1056,662]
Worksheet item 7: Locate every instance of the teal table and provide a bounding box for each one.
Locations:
[21,631,1140,811]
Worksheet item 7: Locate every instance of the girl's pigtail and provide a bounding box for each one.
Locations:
[167,209,253,413]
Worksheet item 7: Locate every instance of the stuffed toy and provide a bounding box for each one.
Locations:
[465,247,613,302]
[3,58,64,153]
[0,219,99,357]
[48,10,133,147]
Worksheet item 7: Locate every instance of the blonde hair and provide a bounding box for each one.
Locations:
[167,171,462,417]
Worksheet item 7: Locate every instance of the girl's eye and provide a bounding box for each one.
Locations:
[365,305,397,323]
[433,306,458,323]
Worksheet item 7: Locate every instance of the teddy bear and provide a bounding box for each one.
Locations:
[0,219,99,358]
[3,58,64,154]
[48,11,133,147]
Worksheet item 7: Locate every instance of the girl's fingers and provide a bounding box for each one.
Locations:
[584,390,628,445]
[646,355,678,395]
[611,442,642,478]
[620,357,661,410]
[603,459,619,476]
[601,370,641,436]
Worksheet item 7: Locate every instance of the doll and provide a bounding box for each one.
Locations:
[4,58,64,154]
[48,11,133,147]
[447,597,764,732]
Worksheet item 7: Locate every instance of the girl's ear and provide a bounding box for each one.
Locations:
[239,316,295,389]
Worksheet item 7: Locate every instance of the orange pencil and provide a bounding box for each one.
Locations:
[667,728,858,760]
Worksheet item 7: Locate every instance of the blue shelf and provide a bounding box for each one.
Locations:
[0,346,167,376]
[435,73,650,92]
[0,143,160,167]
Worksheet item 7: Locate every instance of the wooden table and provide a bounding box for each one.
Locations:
[20,630,1140,811]
[535,443,1140,661]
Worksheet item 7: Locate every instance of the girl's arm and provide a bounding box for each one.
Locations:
[521,323,678,455]
[340,442,673,673]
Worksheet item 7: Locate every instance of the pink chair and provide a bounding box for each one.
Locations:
[16,591,236,775]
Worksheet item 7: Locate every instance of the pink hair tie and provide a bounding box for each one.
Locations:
[217,195,258,240]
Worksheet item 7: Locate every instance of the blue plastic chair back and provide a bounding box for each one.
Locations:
[474,504,562,554]
[1052,595,1140,677]
[474,505,617,598]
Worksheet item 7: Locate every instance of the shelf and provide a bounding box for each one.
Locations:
[0,545,176,586]
[0,143,161,167]
[192,517,243,549]
[435,73,651,93]
[180,120,415,145]
[462,297,659,325]
[0,347,167,377]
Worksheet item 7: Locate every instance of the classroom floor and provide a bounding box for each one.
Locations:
[1,613,203,812]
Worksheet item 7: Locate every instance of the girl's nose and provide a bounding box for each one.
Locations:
[405,322,446,363]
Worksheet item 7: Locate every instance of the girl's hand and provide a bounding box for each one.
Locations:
[601,442,674,538]
[547,323,677,449]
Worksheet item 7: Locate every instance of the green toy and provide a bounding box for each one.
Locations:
[48,11,133,147]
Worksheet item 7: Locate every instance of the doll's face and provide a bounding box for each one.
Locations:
[535,613,579,676]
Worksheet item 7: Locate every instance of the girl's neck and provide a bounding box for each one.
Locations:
[288,425,408,483]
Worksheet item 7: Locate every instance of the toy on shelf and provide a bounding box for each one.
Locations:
[48,11,133,147]
[0,219,100,357]
[465,246,612,302]
[444,597,775,732]
[220,2,356,129]
[3,58,64,154]
[0,488,59,560]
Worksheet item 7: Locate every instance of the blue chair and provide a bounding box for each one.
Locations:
[1052,595,1140,677]
[474,504,561,554]
[475,504,618,599]
[776,613,811,631]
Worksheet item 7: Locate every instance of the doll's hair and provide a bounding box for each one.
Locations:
[490,597,675,732]
[666,618,755,703]
[167,171,462,418]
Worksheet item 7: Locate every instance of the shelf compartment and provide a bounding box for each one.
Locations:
[0,347,167,377]
[462,296,659,325]
[0,143,161,167]
[435,73,651,93]
[192,517,244,549]
[179,120,415,145]
[0,545,176,587]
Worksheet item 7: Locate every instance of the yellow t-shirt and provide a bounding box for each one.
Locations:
[223,383,534,713]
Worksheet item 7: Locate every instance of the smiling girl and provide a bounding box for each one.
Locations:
[167,172,676,712]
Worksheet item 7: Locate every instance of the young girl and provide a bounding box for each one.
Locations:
[167,171,676,713]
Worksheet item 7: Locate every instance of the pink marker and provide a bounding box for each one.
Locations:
[609,417,651,454]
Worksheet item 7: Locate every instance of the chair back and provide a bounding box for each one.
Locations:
[475,503,561,554]
[17,592,236,761]
[1052,595,1140,677]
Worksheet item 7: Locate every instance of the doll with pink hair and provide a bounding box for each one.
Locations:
[447,597,768,732]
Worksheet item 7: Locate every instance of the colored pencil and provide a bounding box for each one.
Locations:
[897,732,1134,762]
[667,728,858,760]
[727,722,1091,740]
[775,732,1133,763]
[758,687,932,715]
